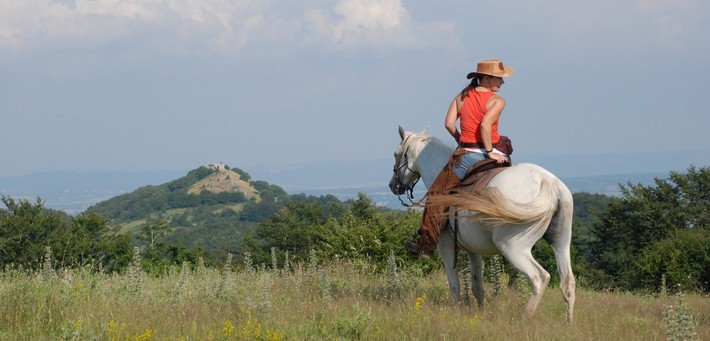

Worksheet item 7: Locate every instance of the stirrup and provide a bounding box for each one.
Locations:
[405,232,434,259]
[405,231,423,257]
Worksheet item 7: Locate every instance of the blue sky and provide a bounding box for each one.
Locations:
[1,0,708,178]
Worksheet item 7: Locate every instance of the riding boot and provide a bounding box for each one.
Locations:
[404,230,434,259]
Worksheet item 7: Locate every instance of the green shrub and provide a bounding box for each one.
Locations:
[637,228,709,293]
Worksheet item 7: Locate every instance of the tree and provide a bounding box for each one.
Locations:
[246,200,329,265]
[245,192,421,271]
[0,196,132,272]
[636,228,709,293]
[348,193,378,221]
[59,210,112,267]
[0,196,68,268]
[136,218,173,250]
[588,166,709,291]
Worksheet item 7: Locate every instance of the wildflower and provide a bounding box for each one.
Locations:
[387,249,402,297]
[414,293,427,313]
[241,317,263,338]
[469,314,483,332]
[223,320,234,336]
[266,329,282,341]
[107,319,119,341]
[134,328,154,341]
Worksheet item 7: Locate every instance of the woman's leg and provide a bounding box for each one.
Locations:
[453,151,486,179]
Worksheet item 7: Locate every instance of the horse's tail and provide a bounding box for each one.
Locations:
[427,177,560,226]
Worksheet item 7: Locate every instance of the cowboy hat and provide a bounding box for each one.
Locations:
[466,59,514,79]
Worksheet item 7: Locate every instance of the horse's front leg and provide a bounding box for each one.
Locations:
[437,227,461,302]
[468,253,484,309]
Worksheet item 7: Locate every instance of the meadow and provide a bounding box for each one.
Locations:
[0,251,707,340]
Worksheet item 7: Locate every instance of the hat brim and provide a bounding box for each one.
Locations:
[467,65,515,79]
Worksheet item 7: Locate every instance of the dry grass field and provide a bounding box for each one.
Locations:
[1,255,707,340]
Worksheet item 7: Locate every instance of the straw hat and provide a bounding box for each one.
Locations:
[466,59,515,79]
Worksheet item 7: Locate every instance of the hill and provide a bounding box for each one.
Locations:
[88,164,289,258]
[186,163,259,199]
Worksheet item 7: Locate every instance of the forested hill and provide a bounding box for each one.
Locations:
[87,164,294,256]
[89,164,279,222]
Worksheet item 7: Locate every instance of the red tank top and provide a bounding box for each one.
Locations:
[458,90,500,144]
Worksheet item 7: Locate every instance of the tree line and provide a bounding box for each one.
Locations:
[1,166,707,293]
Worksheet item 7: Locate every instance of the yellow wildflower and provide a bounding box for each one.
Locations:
[107,319,119,341]
[266,329,282,341]
[414,293,427,313]
[134,328,154,341]
[223,319,235,336]
[240,318,262,338]
[469,314,483,332]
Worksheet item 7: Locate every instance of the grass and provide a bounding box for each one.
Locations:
[0,258,707,340]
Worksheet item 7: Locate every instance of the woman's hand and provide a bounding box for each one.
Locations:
[488,152,508,164]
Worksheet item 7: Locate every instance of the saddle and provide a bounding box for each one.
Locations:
[412,153,510,256]
[457,158,510,192]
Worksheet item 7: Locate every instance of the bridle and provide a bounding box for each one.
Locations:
[391,137,424,207]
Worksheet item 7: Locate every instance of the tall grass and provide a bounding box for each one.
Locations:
[0,255,707,340]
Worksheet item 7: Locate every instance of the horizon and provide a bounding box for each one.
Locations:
[2,149,706,213]
[3,146,708,179]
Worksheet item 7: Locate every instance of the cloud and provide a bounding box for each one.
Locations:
[329,0,415,46]
[0,0,417,53]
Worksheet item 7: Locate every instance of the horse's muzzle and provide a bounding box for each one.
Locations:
[389,177,405,195]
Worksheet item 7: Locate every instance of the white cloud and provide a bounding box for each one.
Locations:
[302,0,415,48]
[335,0,404,30]
[0,0,417,52]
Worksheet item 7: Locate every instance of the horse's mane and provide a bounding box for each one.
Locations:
[401,131,430,151]
[402,130,454,155]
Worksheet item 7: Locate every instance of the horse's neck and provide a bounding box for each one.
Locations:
[415,140,453,190]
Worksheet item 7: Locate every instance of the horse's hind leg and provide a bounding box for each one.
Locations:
[499,246,550,318]
[552,244,575,323]
[437,228,461,302]
[546,193,576,323]
[468,253,484,309]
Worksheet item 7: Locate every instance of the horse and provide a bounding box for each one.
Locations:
[389,126,576,323]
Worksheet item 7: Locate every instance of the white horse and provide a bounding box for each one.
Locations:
[389,126,576,323]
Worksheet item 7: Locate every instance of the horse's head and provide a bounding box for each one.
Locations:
[389,126,424,198]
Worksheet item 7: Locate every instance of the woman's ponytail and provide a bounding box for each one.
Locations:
[459,77,479,101]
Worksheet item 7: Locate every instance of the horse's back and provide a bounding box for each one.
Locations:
[490,162,574,243]
[488,163,565,203]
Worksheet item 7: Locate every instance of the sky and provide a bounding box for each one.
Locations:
[1,0,709,178]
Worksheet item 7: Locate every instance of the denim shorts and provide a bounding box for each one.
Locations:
[453,151,487,179]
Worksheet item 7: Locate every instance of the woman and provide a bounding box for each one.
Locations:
[407,59,514,259]
[446,59,513,178]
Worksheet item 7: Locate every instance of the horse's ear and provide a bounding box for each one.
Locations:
[420,126,429,135]
[398,125,406,141]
